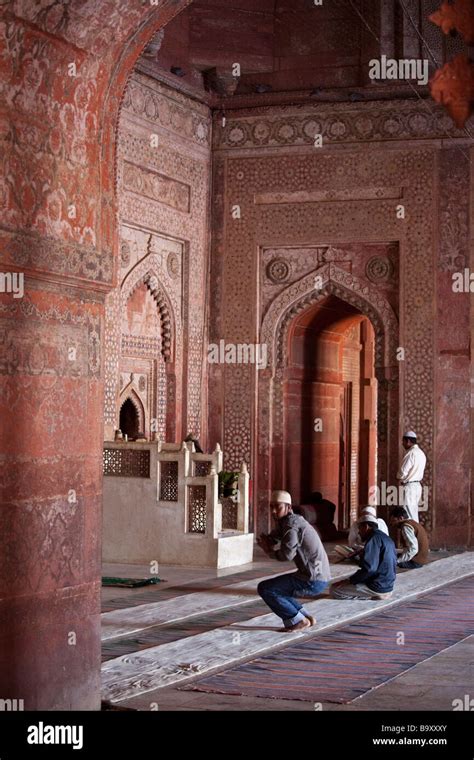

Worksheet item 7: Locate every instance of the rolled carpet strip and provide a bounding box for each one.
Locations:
[102,577,163,588]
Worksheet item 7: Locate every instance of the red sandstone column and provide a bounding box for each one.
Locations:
[0,0,192,710]
[0,283,104,710]
[433,148,472,547]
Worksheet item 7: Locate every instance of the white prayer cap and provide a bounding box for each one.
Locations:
[270,490,292,505]
[360,506,377,517]
[403,430,417,439]
[358,515,378,526]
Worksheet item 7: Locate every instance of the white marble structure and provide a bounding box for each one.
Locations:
[102,440,253,568]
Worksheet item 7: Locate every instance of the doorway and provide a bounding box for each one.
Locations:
[283,295,377,528]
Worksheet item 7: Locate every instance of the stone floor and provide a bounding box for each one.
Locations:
[101,546,473,712]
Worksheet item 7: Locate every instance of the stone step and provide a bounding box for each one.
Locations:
[101,552,474,703]
[101,563,355,640]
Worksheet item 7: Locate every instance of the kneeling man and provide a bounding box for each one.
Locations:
[257,490,331,632]
[390,507,430,569]
[332,515,397,600]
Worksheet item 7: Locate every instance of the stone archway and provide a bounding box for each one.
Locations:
[256,263,400,535]
[111,264,180,442]
[121,264,176,363]
[119,392,144,438]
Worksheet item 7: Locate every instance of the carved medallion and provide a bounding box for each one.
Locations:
[252,121,271,143]
[266,258,291,284]
[365,255,394,284]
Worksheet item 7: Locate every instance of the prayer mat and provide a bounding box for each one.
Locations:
[180,575,474,703]
[102,577,163,588]
[101,565,268,612]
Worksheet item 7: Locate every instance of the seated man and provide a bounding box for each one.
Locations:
[332,515,397,600]
[296,492,338,541]
[334,506,389,562]
[390,507,429,569]
[257,490,331,632]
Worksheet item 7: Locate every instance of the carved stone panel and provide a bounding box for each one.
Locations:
[104,71,211,441]
[212,143,435,532]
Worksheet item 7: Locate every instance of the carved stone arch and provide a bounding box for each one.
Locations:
[277,288,385,370]
[121,260,175,362]
[119,386,146,435]
[261,263,399,372]
[142,272,173,361]
[256,262,400,536]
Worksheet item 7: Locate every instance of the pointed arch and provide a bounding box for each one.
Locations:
[121,261,175,362]
[119,386,146,436]
[256,262,400,536]
[261,263,398,371]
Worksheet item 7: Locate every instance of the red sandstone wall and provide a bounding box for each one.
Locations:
[208,99,472,541]
[104,72,211,444]
[154,0,370,94]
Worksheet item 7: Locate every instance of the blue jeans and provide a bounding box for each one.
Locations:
[257,572,329,628]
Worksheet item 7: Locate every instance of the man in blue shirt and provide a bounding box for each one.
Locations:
[332,515,397,600]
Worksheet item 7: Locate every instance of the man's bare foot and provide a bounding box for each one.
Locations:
[279,617,311,633]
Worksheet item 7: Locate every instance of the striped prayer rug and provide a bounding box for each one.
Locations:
[181,575,474,703]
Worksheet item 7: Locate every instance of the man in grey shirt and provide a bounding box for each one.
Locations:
[257,490,331,632]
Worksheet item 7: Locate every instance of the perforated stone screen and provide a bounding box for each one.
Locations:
[188,485,207,533]
[193,460,212,477]
[221,496,238,530]
[159,461,179,501]
[103,448,150,478]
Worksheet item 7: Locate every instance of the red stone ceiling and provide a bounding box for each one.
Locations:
[139,0,372,105]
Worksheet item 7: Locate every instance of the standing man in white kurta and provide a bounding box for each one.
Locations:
[397,431,426,522]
